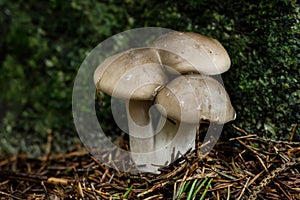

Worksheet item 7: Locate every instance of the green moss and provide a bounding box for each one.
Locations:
[0,0,299,154]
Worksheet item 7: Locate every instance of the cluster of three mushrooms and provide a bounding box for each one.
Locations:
[94,32,236,173]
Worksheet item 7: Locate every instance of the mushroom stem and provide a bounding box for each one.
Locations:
[126,100,197,173]
[153,116,197,167]
[126,99,157,172]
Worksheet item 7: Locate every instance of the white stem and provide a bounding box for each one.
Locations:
[126,100,157,172]
[126,100,197,173]
[153,116,197,167]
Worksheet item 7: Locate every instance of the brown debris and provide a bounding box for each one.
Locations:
[0,124,299,199]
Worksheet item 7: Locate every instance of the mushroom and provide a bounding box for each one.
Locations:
[93,47,168,172]
[93,31,235,173]
[149,31,234,166]
[153,74,236,166]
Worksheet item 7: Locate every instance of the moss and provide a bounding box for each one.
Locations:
[0,0,299,155]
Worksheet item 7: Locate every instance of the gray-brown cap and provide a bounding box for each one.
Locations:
[93,48,168,100]
[152,32,231,75]
[155,74,236,124]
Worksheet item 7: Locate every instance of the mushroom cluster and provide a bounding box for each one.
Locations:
[94,31,236,173]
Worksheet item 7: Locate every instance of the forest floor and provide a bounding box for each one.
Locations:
[0,125,299,200]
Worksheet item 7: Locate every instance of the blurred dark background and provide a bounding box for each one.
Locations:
[0,0,299,156]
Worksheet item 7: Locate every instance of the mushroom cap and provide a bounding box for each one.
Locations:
[94,48,168,100]
[155,74,236,124]
[152,32,231,75]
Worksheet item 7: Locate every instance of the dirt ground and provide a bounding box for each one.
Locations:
[0,125,299,200]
